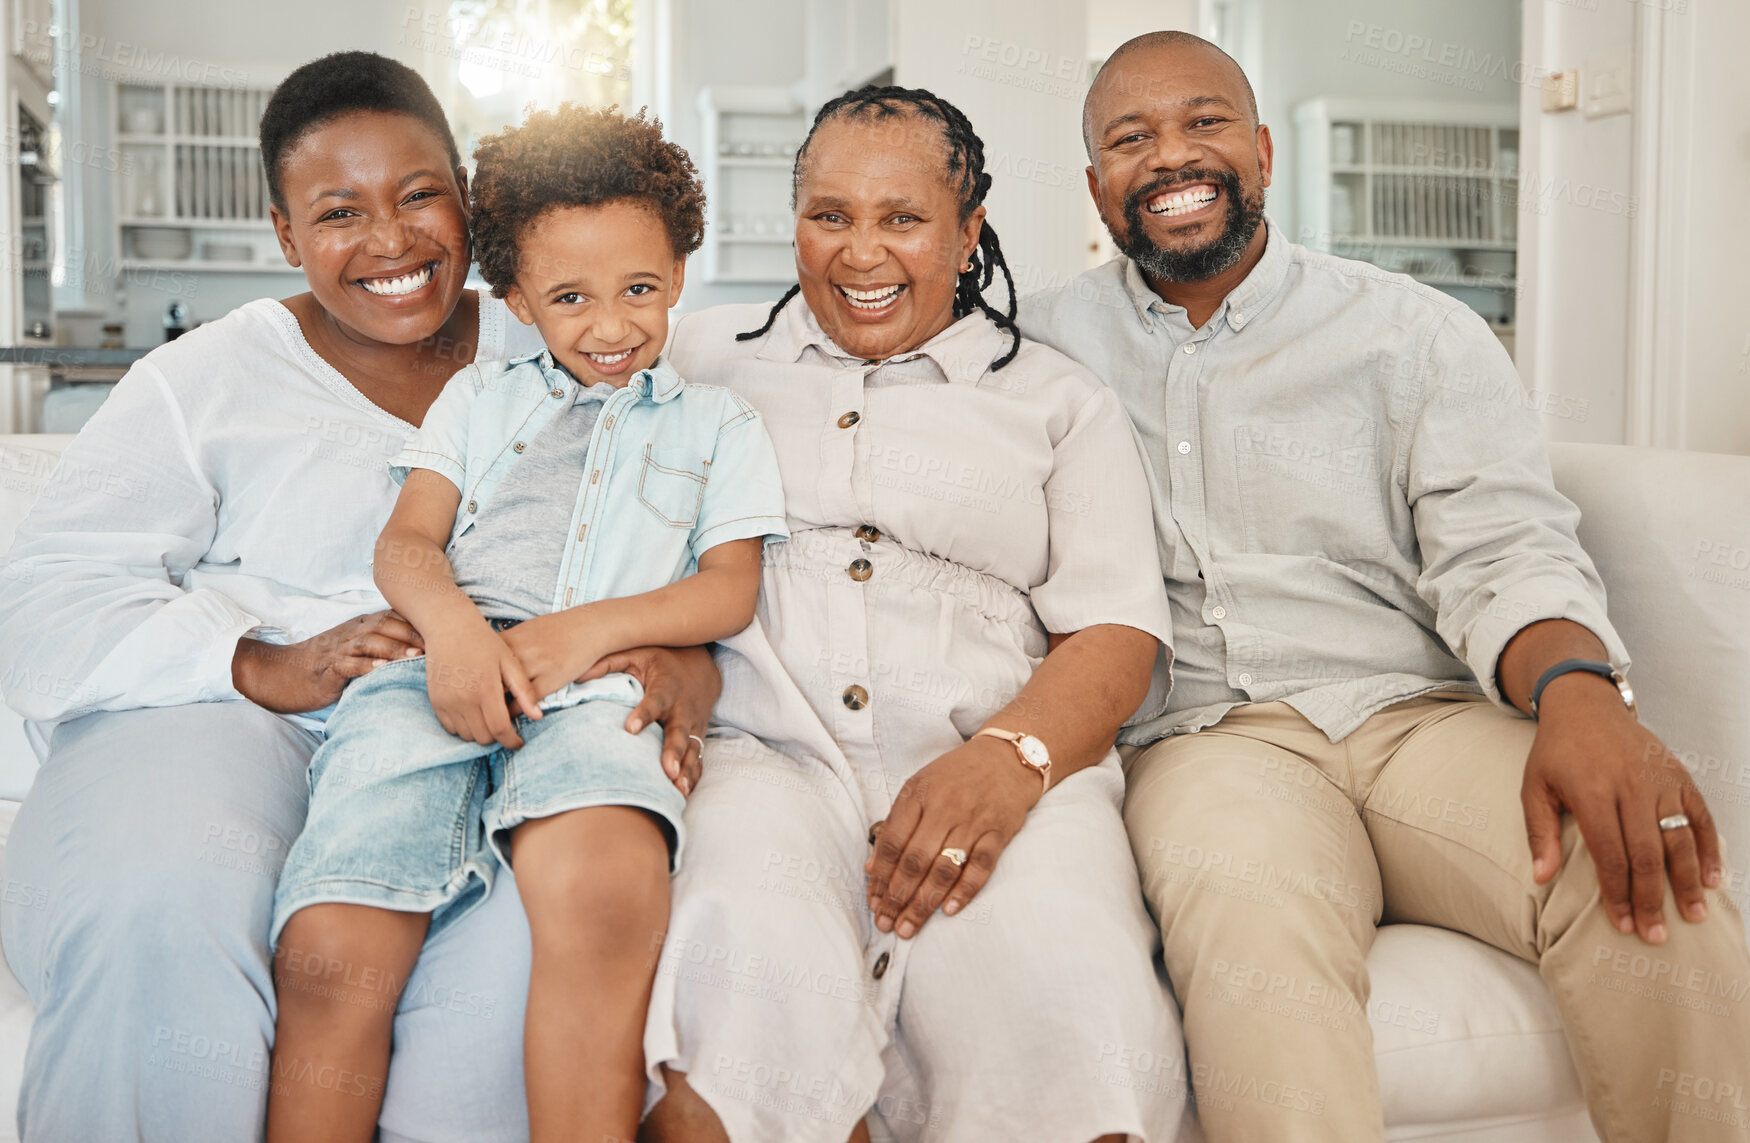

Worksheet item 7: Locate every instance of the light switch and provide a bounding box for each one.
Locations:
[1542,69,1579,113]
[1584,48,1632,118]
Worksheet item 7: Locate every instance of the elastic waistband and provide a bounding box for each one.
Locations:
[766,527,1037,630]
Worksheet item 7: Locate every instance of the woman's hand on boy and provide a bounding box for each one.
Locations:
[580,646,720,796]
[233,609,423,713]
[425,623,541,749]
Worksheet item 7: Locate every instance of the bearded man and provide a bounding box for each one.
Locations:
[1020,29,1750,1143]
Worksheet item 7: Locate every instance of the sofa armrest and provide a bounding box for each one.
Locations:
[1550,443,1750,934]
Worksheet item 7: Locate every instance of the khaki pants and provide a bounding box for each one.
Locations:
[1123,692,1750,1143]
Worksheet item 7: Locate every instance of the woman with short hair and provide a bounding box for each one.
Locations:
[0,52,713,1142]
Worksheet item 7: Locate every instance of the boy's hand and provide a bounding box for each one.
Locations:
[425,622,542,748]
[500,610,609,712]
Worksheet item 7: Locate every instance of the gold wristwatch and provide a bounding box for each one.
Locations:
[974,727,1052,792]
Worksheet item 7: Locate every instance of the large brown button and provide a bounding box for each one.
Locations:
[855,525,880,542]
[837,411,861,429]
[848,558,872,582]
[872,952,890,979]
[842,685,869,710]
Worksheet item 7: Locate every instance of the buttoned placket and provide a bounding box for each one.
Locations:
[810,355,914,1011]
[551,373,645,611]
[1157,307,1258,698]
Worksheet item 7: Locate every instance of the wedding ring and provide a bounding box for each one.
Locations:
[1658,813,1691,832]
[687,734,705,753]
[940,847,968,867]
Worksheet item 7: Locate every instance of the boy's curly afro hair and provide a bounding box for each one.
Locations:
[471,104,706,298]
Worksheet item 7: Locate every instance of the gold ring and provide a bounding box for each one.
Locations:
[940,847,967,867]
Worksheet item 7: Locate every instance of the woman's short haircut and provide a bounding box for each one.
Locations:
[259,51,461,213]
[469,104,706,299]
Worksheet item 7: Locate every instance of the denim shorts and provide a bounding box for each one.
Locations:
[271,654,685,946]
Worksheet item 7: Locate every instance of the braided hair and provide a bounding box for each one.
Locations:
[735,85,1021,371]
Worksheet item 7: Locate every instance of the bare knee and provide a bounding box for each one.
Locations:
[273,904,425,1024]
[639,1067,730,1143]
[513,809,671,955]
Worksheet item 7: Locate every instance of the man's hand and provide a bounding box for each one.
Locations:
[865,735,1041,939]
[1523,674,1723,945]
[233,610,424,714]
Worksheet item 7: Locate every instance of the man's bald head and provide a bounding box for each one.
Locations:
[1083,31,1258,162]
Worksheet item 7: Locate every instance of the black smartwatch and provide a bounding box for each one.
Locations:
[1528,659,1636,719]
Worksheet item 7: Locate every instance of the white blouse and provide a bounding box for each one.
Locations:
[0,294,544,751]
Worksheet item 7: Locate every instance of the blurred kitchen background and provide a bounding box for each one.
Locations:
[0,0,1743,453]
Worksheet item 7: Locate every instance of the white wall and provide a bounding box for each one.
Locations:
[1653,1,1750,455]
[659,0,806,314]
[891,0,1090,299]
[76,0,428,343]
[1515,0,1636,446]
[1252,0,1520,245]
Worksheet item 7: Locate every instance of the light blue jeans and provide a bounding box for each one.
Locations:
[0,701,534,1143]
[274,654,683,946]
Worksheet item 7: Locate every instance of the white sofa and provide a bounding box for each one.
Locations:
[0,433,1746,1143]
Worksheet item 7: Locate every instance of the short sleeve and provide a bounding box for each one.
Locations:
[1028,383,1173,650]
[387,364,481,490]
[690,396,789,555]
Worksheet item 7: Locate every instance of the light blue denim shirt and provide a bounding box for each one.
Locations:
[1020,218,1628,744]
[389,348,788,618]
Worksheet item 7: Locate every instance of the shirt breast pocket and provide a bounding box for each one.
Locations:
[1233,417,1392,562]
[637,445,708,529]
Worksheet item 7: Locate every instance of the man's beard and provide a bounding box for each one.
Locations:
[1112,169,1265,283]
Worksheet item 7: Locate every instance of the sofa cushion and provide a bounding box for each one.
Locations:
[1368,925,1593,1137]
[0,437,74,802]
[0,800,32,1143]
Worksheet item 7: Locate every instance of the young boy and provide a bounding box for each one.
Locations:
[265,105,786,1143]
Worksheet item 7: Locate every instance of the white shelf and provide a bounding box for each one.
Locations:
[121,259,298,274]
[697,85,806,286]
[1329,235,1517,251]
[1296,97,1519,328]
[1412,271,1517,289]
[718,155,793,168]
[121,216,273,229]
[114,80,278,266]
[118,132,258,147]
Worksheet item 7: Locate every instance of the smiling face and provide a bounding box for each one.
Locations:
[1084,38,1273,285]
[793,113,984,361]
[500,199,685,386]
[270,110,471,347]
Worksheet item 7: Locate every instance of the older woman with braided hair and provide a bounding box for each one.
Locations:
[641,86,1191,1143]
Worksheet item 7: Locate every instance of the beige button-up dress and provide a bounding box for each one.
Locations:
[645,301,1191,1142]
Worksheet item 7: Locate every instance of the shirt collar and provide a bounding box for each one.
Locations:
[1118,214,1293,335]
[751,291,1011,385]
[510,348,686,403]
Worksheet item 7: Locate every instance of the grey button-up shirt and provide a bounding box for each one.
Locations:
[1019,218,1628,744]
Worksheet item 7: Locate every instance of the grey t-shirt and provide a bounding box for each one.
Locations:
[447,381,618,621]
